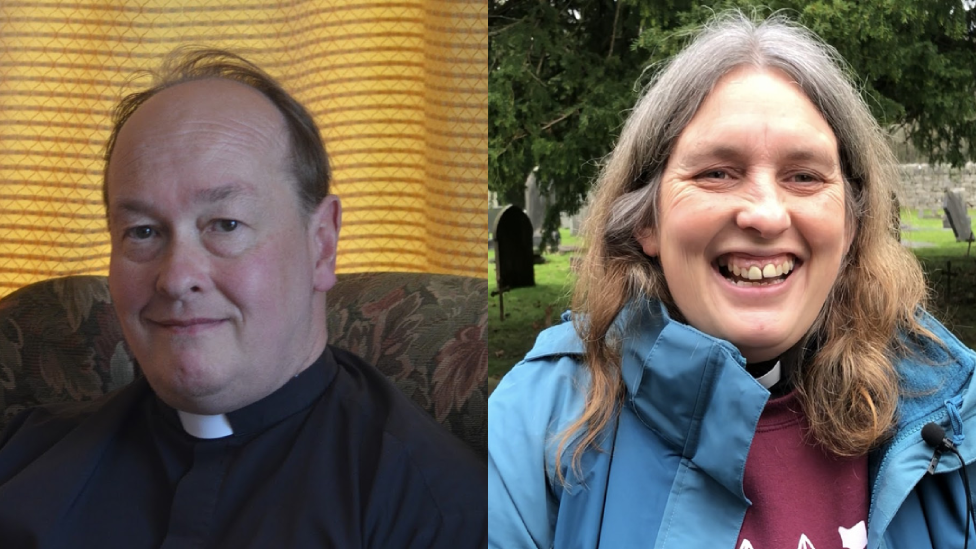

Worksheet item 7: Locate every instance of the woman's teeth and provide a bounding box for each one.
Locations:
[718,256,796,285]
[730,259,795,280]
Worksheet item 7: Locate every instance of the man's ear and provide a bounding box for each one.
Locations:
[308,194,342,293]
[635,227,659,257]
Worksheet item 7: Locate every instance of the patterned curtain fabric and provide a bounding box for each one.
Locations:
[0,0,487,296]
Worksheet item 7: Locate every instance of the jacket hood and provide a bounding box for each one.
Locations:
[866,311,976,546]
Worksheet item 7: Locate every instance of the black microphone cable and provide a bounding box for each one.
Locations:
[922,422,976,549]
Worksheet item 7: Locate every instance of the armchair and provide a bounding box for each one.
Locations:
[0,273,488,458]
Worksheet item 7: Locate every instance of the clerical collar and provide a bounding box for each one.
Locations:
[154,347,337,439]
[176,410,234,439]
[746,357,778,378]
[753,360,782,390]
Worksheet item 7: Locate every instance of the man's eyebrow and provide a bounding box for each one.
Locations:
[193,183,250,204]
[112,184,252,217]
[113,199,153,217]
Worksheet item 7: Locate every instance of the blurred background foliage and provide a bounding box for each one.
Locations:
[489,0,976,247]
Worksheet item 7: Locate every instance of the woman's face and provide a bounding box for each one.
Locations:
[637,66,853,362]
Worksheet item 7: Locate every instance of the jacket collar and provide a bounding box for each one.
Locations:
[616,300,772,501]
[524,300,773,499]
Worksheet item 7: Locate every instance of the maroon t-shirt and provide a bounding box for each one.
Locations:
[736,392,869,549]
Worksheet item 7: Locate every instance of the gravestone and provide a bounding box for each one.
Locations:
[570,201,589,237]
[523,169,560,250]
[524,169,545,232]
[942,189,973,242]
[492,205,534,289]
[488,207,503,237]
[569,214,582,237]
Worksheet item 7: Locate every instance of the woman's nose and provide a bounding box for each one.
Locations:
[735,177,791,239]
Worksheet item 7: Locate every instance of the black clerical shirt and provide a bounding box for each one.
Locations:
[0,346,486,548]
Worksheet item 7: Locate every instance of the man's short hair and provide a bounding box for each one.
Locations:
[103,47,330,218]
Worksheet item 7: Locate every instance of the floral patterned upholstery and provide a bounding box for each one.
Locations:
[0,273,488,458]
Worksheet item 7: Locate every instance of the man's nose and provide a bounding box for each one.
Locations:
[155,237,210,298]
[735,176,791,239]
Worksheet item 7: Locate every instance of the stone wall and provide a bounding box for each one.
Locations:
[898,163,976,214]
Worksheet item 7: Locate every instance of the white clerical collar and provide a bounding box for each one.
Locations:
[755,360,782,390]
[177,410,234,439]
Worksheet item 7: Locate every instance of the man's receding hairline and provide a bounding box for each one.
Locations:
[106,76,301,215]
[103,48,331,224]
[123,76,291,137]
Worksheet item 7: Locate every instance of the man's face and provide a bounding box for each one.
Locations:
[106,79,340,414]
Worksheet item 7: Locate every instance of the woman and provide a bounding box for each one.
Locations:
[488,11,976,549]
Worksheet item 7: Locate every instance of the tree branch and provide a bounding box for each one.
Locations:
[526,69,546,87]
[607,0,622,60]
[489,20,522,38]
[540,108,579,131]
[501,108,579,148]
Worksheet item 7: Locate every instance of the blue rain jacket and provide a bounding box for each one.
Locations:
[488,299,976,548]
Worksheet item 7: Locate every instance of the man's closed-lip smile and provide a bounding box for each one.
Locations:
[150,317,227,333]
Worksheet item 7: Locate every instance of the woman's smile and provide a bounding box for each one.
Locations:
[715,253,798,287]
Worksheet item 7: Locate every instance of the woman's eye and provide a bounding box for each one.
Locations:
[213,219,239,232]
[792,173,818,183]
[125,226,155,240]
[699,170,728,179]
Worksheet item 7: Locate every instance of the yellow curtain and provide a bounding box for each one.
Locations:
[0,0,487,296]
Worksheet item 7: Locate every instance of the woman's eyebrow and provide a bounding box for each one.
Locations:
[675,145,747,166]
[677,143,838,168]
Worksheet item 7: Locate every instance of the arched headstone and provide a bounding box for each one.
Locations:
[492,205,535,289]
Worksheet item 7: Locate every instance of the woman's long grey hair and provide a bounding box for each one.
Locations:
[558,10,932,482]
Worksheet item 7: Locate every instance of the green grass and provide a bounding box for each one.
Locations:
[487,212,976,390]
[900,208,976,258]
[892,209,976,352]
[487,229,578,391]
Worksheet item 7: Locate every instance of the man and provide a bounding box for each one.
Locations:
[0,49,486,547]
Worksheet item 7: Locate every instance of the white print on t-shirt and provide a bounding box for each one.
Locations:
[738,520,867,549]
[838,521,867,549]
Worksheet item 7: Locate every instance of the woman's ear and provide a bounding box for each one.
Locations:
[636,227,660,257]
[308,194,342,293]
[844,215,858,255]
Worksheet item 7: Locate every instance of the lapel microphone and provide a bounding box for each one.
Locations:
[922,422,974,548]
[922,422,956,453]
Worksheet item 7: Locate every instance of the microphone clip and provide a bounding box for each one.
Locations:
[922,422,957,475]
